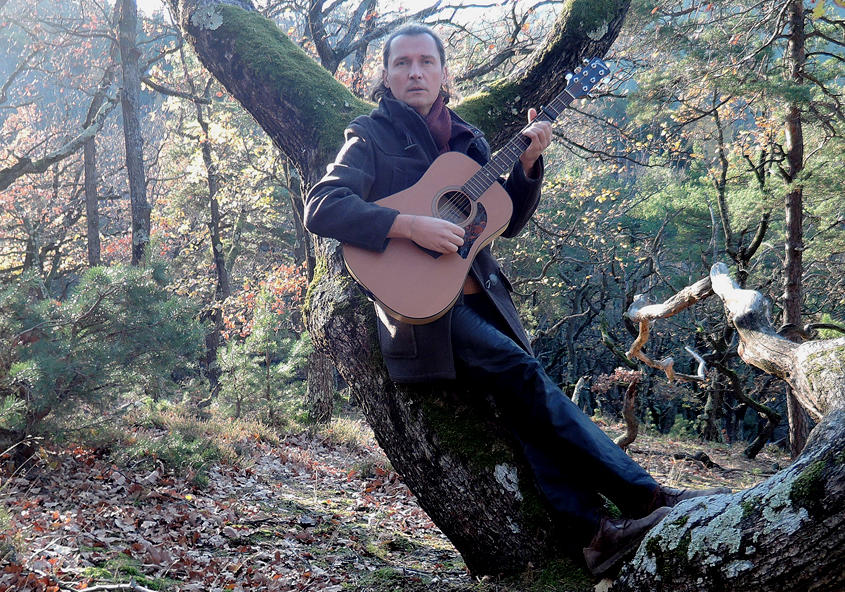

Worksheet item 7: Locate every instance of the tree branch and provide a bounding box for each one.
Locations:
[0,98,119,192]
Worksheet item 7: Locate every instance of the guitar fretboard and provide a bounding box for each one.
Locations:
[461,59,606,201]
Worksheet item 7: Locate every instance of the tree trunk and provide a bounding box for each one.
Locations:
[306,350,334,424]
[782,0,810,457]
[571,374,592,413]
[615,377,640,450]
[196,82,230,394]
[281,158,334,423]
[304,242,564,573]
[118,0,151,266]
[83,12,119,269]
[157,0,845,584]
[83,138,100,268]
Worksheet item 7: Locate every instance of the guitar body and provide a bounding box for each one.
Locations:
[342,151,513,325]
[341,60,608,324]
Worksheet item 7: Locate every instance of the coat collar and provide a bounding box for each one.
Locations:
[375,94,484,160]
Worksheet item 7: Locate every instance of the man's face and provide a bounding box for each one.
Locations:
[383,33,447,118]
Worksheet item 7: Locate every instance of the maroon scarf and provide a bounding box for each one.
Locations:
[424,95,452,154]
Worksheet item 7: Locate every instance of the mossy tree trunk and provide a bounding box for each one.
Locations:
[165,0,632,575]
[168,0,845,584]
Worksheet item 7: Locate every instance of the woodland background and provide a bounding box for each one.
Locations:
[1,0,844,589]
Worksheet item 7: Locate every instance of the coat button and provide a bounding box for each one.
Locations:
[486,274,498,289]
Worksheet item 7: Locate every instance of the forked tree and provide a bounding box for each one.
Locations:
[165,0,845,588]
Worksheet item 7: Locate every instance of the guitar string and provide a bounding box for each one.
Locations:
[437,63,604,223]
[439,191,471,223]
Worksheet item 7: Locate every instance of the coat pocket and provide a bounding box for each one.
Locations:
[389,165,409,195]
[375,304,418,359]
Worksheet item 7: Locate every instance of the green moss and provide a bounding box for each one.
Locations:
[518,477,558,532]
[527,559,595,591]
[302,255,328,317]
[303,254,361,321]
[356,567,431,592]
[418,390,561,537]
[557,0,622,35]
[418,391,513,469]
[646,532,692,580]
[790,459,828,519]
[740,497,761,520]
[214,6,371,164]
[455,80,524,138]
[82,555,176,590]
[671,515,690,527]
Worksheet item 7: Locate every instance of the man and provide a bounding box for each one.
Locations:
[305,24,728,576]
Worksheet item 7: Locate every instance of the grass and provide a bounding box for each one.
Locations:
[99,402,284,487]
[81,554,178,590]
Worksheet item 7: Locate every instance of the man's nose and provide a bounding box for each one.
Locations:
[409,62,422,78]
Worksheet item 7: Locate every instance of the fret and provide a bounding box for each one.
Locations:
[458,58,607,203]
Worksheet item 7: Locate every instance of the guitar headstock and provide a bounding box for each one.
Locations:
[568,58,609,99]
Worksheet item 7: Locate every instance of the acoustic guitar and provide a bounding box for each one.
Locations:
[343,58,608,324]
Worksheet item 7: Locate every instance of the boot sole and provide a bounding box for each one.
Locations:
[587,529,652,577]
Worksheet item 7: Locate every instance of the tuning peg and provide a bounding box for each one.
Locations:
[574,66,582,74]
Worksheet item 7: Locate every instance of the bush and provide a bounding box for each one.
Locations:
[0,264,206,440]
[668,414,697,440]
[218,287,311,426]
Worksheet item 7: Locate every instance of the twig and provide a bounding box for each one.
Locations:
[614,375,641,450]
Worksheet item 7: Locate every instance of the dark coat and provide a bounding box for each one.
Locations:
[305,95,543,382]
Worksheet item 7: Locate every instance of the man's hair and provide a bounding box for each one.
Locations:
[370,23,452,105]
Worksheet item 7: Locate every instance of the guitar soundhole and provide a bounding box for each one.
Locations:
[436,190,473,225]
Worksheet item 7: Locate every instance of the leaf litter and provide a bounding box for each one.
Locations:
[0,421,790,591]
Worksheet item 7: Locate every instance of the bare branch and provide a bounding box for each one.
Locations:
[0,98,119,192]
[142,76,212,103]
[624,277,715,383]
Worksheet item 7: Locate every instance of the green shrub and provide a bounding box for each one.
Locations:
[668,414,697,440]
[218,287,311,426]
[0,264,206,439]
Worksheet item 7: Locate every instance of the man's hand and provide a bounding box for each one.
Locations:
[389,213,465,254]
[519,108,552,178]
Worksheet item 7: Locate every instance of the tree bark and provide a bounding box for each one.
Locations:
[167,0,632,573]
[118,0,151,266]
[83,9,119,269]
[615,377,640,450]
[782,0,812,457]
[306,350,334,424]
[195,82,230,394]
[83,137,100,268]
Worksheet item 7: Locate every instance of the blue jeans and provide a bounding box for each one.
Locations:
[451,295,659,542]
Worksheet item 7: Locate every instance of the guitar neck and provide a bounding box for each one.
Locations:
[462,57,608,200]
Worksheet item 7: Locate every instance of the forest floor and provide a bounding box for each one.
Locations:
[1,414,790,592]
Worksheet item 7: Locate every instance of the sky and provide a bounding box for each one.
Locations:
[136,0,453,17]
[137,0,165,16]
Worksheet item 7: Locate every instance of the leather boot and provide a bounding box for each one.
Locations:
[583,506,671,576]
[649,485,731,512]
